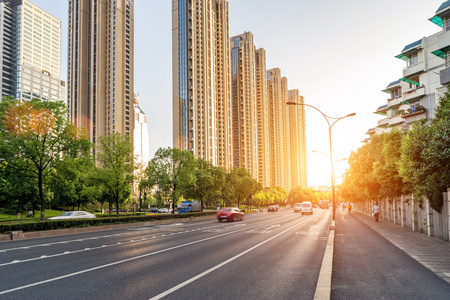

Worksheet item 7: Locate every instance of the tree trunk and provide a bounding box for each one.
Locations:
[38,169,45,221]
[116,195,120,217]
[139,189,142,212]
[17,197,21,220]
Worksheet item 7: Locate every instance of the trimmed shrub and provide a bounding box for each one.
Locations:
[0,212,216,234]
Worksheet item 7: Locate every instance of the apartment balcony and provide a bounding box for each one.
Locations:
[377,118,390,127]
[403,85,425,102]
[403,61,424,78]
[388,116,404,128]
[401,106,427,120]
[375,104,388,115]
[440,67,450,85]
[437,29,450,50]
[387,96,404,108]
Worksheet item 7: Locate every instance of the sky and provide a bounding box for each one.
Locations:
[36,0,443,187]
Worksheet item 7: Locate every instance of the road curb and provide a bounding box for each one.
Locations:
[314,219,335,300]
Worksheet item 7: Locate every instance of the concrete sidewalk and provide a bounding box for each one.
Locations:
[351,209,450,285]
[332,209,450,299]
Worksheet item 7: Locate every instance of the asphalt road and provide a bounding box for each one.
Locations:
[0,209,331,300]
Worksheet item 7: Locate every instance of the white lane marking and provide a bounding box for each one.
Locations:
[149,218,312,300]
[0,221,274,296]
[295,231,319,236]
[264,225,280,230]
[308,225,318,231]
[246,230,269,234]
[0,222,212,253]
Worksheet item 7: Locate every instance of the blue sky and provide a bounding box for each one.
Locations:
[37,0,442,187]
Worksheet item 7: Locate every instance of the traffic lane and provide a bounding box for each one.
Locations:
[0,211,323,299]
[0,213,282,265]
[0,220,226,264]
[0,213,300,296]
[152,210,331,300]
[332,211,450,299]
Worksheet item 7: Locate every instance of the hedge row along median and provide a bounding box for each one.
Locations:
[0,212,217,234]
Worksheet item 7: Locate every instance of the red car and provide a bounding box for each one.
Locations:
[217,207,244,222]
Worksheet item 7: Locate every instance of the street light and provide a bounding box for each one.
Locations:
[287,101,356,220]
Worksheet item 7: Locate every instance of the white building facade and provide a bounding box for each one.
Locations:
[370,2,447,136]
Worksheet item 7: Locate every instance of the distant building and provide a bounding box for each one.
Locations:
[255,48,270,188]
[288,89,307,188]
[231,32,258,180]
[133,93,149,167]
[267,68,285,188]
[67,0,135,148]
[0,0,65,102]
[172,0,232,168]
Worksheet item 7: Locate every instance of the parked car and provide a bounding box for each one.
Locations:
[301,201,313,215]
[148,207,160,214]
[159,208,169,213]
[48,211,96,220]
[268,205,277,212]
[294,203,302,213]
[217,207,244,222]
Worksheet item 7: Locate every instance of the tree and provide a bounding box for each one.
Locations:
[144,147,196,213]
[0,98,89,220]
[185,159,225,211]
[340,134,383,203]
[400,88,450,211]
[288,186,316,204]
[232,168,261,209]
[373,130,405,199]
[89,133,134,217]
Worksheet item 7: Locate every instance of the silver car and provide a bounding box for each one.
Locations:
[48,211,96,220]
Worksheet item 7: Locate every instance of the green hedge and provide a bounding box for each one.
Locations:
[0,212,216,234]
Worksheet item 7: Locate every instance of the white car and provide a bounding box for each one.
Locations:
[294,203,302,213]
[159,208,169,213]
[301,202,313,215]
[48,211,96,220]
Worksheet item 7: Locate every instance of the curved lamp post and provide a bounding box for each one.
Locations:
[287,102,355,220]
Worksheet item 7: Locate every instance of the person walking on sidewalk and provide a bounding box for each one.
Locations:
[347,203,352,214]
[373,203,380,222]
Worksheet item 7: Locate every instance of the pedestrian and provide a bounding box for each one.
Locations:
[347,203,352,214]
[373,202,380,222]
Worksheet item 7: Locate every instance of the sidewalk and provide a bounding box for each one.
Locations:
[352,209,450,285]
[332,209,450,299]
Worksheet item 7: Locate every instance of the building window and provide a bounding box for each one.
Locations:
[407,52,418,67]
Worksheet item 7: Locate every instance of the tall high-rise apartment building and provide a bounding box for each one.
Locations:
[172,0,232,168]
[255,48,270,187]
[0,0,65,102]
[68,0,134,146]
[267,68,285,188]
[231,32,258,179]
[288,89,307,188]
[281,76,291,190]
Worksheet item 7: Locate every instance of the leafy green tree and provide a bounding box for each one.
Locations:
[232,168,261,209]
[144,147,196,213]
[89,133,134,217]
[340,134,383,203]
[0,98,89,220]
[400,89,450,211]
[373,130,404,199]
[185,159,225,211]
[288,186,316,204]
